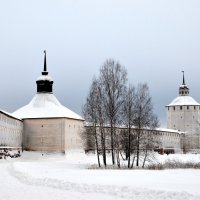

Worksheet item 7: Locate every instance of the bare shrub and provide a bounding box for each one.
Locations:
[148,160,200,170]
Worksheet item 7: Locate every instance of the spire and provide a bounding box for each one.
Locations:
[182,70,185,85]
[36,50,53,93]
[42,50,48,75]
[179,70,189,96]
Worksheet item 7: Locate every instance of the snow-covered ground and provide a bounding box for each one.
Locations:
[1,151,200,200]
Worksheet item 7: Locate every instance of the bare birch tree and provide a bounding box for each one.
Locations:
[99,59,127,165]
[122,85,136,168]
[82,78,102,167]
[96,82,107,167]
[133,83,159,167]
[83,61,159,169]
[141,120,160,168]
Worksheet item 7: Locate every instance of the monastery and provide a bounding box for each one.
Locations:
[0,53,199,153]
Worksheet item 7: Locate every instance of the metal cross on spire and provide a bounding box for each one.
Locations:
[44,50,47,71]
[182,70,185,85]
[42,50,48,75]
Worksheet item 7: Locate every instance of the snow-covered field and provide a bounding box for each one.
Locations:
[1,151,200,200]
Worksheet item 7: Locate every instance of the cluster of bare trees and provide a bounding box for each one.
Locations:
[82,59,159,168]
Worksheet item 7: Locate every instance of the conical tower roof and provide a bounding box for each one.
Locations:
[167,96,200,106]
[13,51,83,120]
[167,71,200,106]
[13,93,83,120]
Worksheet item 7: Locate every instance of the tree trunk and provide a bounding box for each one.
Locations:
[94,126,101,168]
[116,149,120,168]
[110,123,115,165]
[131,153,136,168]
[128,126,131,168]
[116,134,120,168]
[136,132,140,167]
[142,149,148,168]
[100,125,106,167]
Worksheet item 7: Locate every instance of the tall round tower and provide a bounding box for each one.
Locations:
[166,71,200,134]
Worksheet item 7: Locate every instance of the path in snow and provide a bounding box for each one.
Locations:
[6,161,200,200]
[1,152,200,200]
[1,162,120,200]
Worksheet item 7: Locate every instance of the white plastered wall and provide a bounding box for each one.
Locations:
[167,105,200,134]
[64,119,84,150]
[23,118,84,152]
[0,112,23,147]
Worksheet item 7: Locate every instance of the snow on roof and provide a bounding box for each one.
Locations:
[0,110,22,121]
[85,123,183,134]
[156,128,183,134]
[12,93,84,120]
[37,75,53,82]
[179,84,188,89]
[167,96,200,106]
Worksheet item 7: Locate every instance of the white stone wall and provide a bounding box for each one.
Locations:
[139,129,181,153]
[64,119,84,150]
[23,118,84,152]
[23,118,65,152]
[159,130,181,153]
[84,126,182,153]
[0,112,23,147]
[167,105,200,135]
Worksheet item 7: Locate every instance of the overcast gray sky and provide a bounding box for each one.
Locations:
[0,0,200,126]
